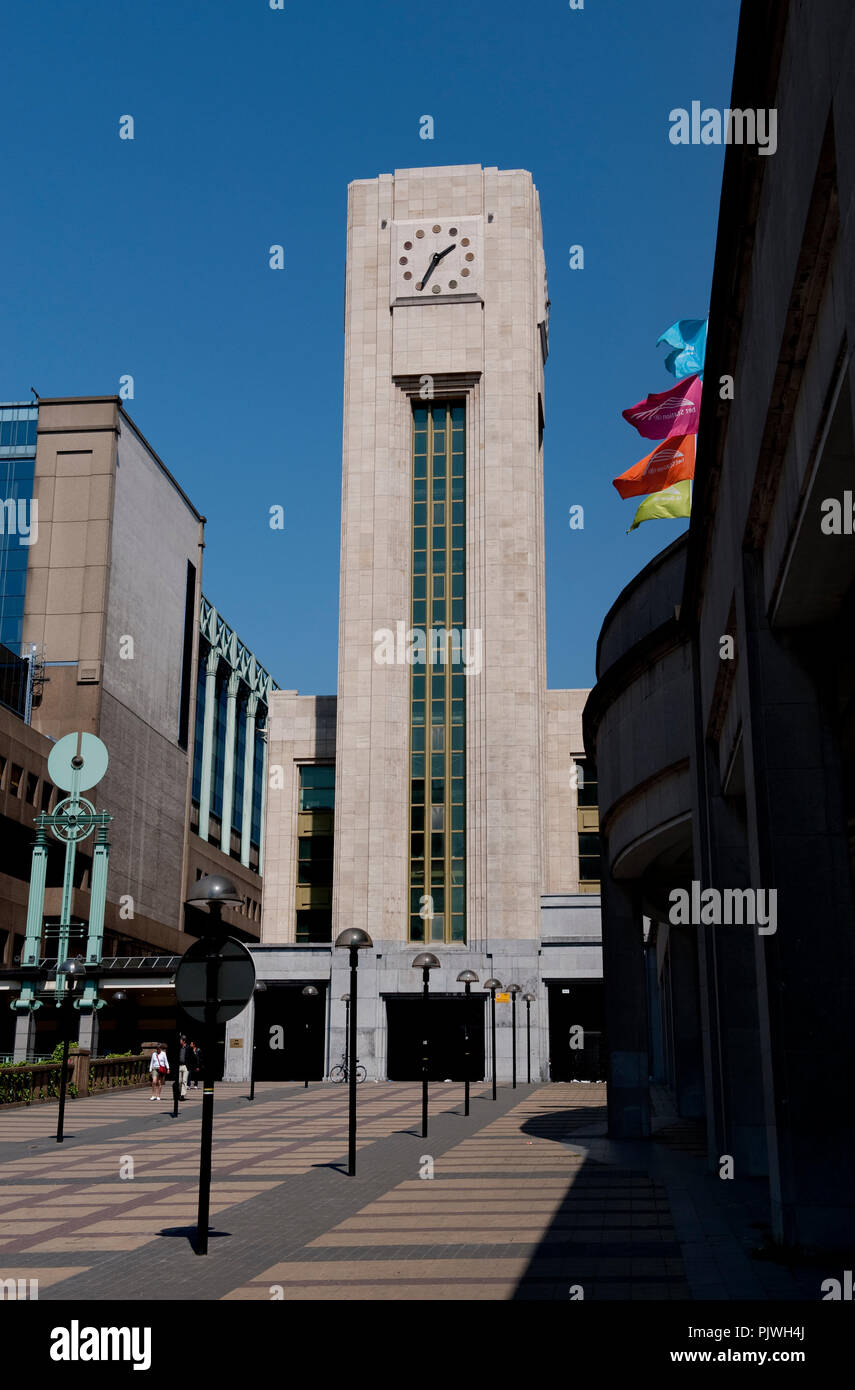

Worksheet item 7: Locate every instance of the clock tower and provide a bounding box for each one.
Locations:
[334,165,550,963]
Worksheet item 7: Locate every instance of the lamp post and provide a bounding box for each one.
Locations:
[340,994,350,1075]
[508,983,521,1089]
[249,980,266,1102]
[483,978,503,1100]
[301,985,318,1088]
[412,953,440,1138]
[183,874,244,1256]
[456,970,478,1116]
[56,956,85,1143]
[335,929,373,1176]
[522,992,535,1084]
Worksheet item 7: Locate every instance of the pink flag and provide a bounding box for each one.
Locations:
[622,373,702,440]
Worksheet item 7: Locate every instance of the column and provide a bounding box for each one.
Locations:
[257,717,269,877]
[220,671,241,855]
[197,647,219,842]
[600,860,650,1137]
[241,693,259,867]
[13,1012,35,1063]
[77,1011,99,1056]
[668,927,705,1117]
[740,550,855,1247]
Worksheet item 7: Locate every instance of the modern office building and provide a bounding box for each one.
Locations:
[0,397,276,1058]
[584,0,855,1249]
[227,166,602,1085]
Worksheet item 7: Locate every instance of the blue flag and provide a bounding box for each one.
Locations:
[657,318,707,380]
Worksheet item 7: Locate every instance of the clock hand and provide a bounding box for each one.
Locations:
[435,243,457,261]
[418,253,440,290]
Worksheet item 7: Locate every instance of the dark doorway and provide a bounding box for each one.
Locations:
[385,993,485,1081]
[547,979,606,1081]
[252,981,327,1081]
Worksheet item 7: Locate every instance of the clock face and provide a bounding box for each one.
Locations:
[391,217,482,303]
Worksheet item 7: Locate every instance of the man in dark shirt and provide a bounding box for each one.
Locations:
[178,1035,189,1100]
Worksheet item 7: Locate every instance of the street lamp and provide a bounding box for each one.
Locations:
[56,956,85,1143]
[335,928,373,1176]
[301,985,319,1088]
[522,992,536,1084]
[483,978,503,1100]
[508,984,521,1089]
[249,981,266,1102]
[182,875,244,1256]
[340,994,350,1075]
[413,953,440,1138]
[456,970,478,1116]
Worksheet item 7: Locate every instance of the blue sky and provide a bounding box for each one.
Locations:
[1,0,739,693]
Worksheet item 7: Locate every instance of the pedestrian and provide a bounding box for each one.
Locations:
[149,1043,169,1100]
[178,1034,189,1101]
[187,1040,201,1088]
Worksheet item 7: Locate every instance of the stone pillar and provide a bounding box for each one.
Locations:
[600,863,650,1137]
[197,648,220,842]
[668,926,705,1117]
[13,1012,35,1062]
[257,718,269,877]
[645,938,666,1083]
[739,551,855,1247]
[241,693,259,867]
[76,1011,99,1059]
[220,671,241,855]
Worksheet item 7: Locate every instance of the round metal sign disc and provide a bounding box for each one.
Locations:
[175,936,256,1025]
[48,732,109,792]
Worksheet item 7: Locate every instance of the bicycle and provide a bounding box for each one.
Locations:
[329,1054,367,1083]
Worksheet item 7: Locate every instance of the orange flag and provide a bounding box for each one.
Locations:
[612,434,695,500]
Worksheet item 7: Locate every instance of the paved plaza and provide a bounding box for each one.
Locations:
[0,1081,822,1301]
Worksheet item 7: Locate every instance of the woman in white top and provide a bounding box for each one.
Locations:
[149,1045,169,1100]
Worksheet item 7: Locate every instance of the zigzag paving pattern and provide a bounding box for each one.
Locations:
[2,1082,815,1300]
[223,1088,690,1301]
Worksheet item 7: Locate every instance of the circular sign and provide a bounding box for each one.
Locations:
[48,732,109,793]
[175,936,256,1025]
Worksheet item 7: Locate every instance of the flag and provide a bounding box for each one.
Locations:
[627,480,692,531]
[622,374,702,440]
[612,434,695,500]
[656,318,707,380]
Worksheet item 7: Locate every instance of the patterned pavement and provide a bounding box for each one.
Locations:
[0,1080,823,1301]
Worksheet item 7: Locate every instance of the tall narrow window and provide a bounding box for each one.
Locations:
[409,401,466,943]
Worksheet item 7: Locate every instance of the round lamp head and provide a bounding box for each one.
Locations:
[111,990,127,1005]
[58,956,86,979]
[412,952,440,971]
[185,874,243,909]
[456,970,478,984]
[335,928,373,950]
[508,983,521,995]
[522,992,536,1002]
[254,981,267,994]
[302,985,319,997]
[340,993,350,1003]
[483,977,503,991]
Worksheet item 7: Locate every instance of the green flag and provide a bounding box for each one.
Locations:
[627,479,692,532]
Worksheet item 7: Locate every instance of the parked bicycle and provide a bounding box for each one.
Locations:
[329,1054,367,1083]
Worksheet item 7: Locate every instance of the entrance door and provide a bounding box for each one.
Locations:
[546,979,606,1081]
[252,982,327,1081]
[385,994,485,1081]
